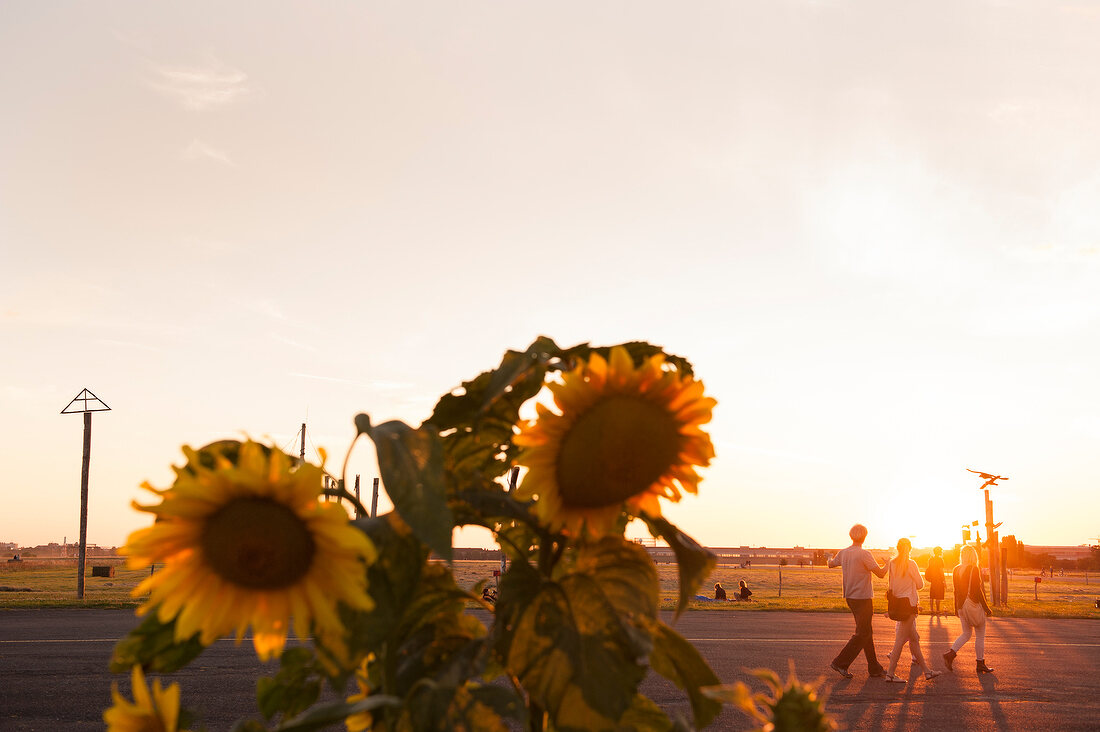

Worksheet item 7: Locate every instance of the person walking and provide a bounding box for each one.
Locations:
[925,546,946,617]
[883,538,942,682]
[827,523,888,678]
[943,544,994,674]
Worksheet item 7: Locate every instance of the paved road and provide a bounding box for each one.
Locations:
[1,609,1098,730]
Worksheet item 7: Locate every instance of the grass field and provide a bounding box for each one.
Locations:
[4,558,1099,618]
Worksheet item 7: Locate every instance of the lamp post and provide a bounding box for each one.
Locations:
[61,389,110,599]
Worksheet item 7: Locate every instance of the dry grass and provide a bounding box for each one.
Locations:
[4,559,1098,618]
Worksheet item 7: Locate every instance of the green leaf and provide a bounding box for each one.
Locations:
[402,679,526,732]
[109,611,205,674]
[640,513,716,617]
[274,695,402,732]
[494,538,660,731]
[364,419,453,562]
[328,514,428,674]
[558,341,695,377]
[617,694,674,732]
[648,621,722,729]
[256,647,322,721]
[427,337,560,480]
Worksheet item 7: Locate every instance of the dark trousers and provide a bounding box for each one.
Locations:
[833,598,883,673]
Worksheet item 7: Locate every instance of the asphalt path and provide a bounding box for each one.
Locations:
[1,609,1098,731]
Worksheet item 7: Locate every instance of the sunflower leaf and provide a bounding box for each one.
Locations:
[109,611,205,674]
[364,419,453,562]
[647,621,723,729]
[336,514,429,668]
[559,341,694,376]
[493,538,658,731]
[617,694,675,732]
[404,680,526,732]
[273,694,402,732]
[427,337,560,481]
[640,513,716,616]
[256,647,322,721]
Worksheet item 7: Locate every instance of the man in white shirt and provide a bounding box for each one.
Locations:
[827,523,887,678]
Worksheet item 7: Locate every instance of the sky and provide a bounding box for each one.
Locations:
[2,1,1098,553]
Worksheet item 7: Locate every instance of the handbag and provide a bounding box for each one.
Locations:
[886,589,916,621]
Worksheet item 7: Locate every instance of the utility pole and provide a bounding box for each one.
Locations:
[61,389,110,599]
[353,475,362,519]
[967,469,1007,608]
[299,422,306,466]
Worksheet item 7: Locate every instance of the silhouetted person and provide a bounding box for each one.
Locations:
[714,582,727,600]
[827,523,888,678]
[738,580,752,601]
[884,538,941,683]
[926,546,946,616]
[943,544,994,674]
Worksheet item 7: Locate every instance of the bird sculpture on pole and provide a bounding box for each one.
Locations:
[966,468,1008,490]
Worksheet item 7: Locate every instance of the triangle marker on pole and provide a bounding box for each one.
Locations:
[61,388,111,414]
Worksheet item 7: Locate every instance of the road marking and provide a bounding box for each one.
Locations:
[5,636,1098,648]
[0,637,249,644]
[687,638,1100,647]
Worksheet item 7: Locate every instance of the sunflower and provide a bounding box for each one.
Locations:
[104,665,187,732]
[125,440,377,662]
[515,346,715,537]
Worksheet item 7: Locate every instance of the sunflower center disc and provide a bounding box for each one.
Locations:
[555,395,681,508]
[201,497,316,590]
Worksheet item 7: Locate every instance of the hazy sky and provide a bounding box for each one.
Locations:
[3,1,1098,552]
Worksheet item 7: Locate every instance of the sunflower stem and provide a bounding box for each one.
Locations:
[323,486,370,518]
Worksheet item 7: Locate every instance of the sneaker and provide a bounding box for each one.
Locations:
[829,662,854,679]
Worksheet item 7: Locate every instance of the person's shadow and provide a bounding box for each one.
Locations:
[927,612,951,666]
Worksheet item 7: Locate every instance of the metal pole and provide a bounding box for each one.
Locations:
[299,422,306,466]
[1000,547,1009,606]
[354,475,362,519]
[77,412,91,599]
[370,478,379,518]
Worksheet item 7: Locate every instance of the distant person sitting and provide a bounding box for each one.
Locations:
[738,580,753,601]
[481,586,497,604]
[714,582,727,600]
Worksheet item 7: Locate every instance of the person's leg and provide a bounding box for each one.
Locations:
[975,620,985,660]
[907,618,929,673]
[886,620,906,677]
[852,598,885,674]
[951,620,973,653]
[832,599,865,670]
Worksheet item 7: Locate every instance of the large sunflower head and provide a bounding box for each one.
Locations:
[104,665,187,732]
[515,346,716,538]
[124,440,377,662]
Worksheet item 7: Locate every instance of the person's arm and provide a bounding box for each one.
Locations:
[827,551,840,568]
[911,560,925,591]
[972,567,992,615]
[868,553,888,578]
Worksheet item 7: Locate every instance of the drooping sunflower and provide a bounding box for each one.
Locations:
[515,346,716,537]
[125,440,377,662]
[104,665,187,732]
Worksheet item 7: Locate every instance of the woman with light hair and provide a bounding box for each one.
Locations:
[944,544,994,673]
[883,537,941,682]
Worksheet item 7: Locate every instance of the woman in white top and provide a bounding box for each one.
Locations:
[884,538,942,682]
